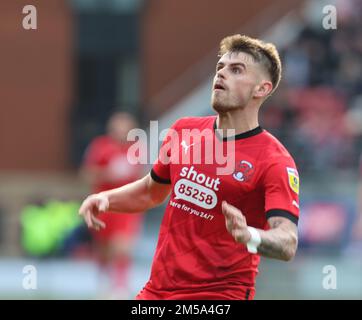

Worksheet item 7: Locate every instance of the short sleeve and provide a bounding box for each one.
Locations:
[262,158,300,225]
[151,120,180,184]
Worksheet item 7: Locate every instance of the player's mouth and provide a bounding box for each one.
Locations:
[214,82,226,91]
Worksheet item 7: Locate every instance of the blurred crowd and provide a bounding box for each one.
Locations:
[261,0,362,175]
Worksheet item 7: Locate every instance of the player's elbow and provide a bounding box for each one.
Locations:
[282,249,296,262]
[148,195,166,208]
[144,174,171,209]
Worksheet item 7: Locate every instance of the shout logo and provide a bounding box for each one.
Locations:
[174,166,219,209]
[232,160,254,182]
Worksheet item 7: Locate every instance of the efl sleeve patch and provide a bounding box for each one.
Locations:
[286,167,299,195]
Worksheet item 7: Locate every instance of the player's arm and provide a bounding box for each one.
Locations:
[80,119,179,230]
[252,216,298,261]
[244,158,299,261]
[106,173,171,212]
[222,202,298,261]
[79,173,171,230]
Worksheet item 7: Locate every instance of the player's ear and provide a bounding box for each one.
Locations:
[254,80,273,99]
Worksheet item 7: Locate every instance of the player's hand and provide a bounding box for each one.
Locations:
[78,193,109,230]
[221,201,251,244]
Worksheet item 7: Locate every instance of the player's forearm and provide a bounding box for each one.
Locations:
[256,225,298,261]
[222,202,298,261]
[99,175,156,213]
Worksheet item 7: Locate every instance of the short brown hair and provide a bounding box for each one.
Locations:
[219,34,282,94]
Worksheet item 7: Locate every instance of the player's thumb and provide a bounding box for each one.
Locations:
[222,201,231,215]
[222,201,240,216]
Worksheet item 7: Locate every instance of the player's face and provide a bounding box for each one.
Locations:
[211,51,262,112]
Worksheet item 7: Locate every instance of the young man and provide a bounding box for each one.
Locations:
[79,35,300,300]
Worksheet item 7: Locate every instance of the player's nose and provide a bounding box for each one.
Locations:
[216,67,226,79]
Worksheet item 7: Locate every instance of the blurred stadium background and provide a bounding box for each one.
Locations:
[0,0,361,299]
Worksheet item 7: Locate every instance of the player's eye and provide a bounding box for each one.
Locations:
[231,67,241,74]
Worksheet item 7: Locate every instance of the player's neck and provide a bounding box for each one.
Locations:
[216,108,259,136]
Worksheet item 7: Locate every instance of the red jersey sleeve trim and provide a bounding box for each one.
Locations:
[265,209,299,226]
[150,169,171,184]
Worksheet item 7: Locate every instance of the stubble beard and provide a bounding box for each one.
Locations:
[211,91,240,113]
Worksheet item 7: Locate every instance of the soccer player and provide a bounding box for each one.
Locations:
[79,35,300,300]
[80,112,144,298]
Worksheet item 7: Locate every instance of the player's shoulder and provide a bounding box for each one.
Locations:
[259,130,295,164]
[88,135,114,150]
[172,115,216,130]
[91,135,111,144]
